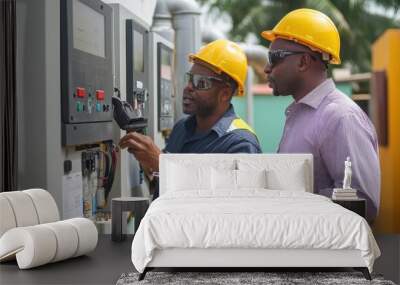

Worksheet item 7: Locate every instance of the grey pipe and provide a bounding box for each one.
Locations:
[245,68,254,127]
[152,0,174,42]
[201,27,226,44]
[238,43,269,83]
[154,0,201,121]
[238,44,268,126]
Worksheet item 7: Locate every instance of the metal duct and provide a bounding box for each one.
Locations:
[201,27,226,44]
[238,44,269,83]
[154,0,201,121]
[237,44,268,127]
[152,0,174,42]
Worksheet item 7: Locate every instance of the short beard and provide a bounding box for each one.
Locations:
[183,109,193,115]
[196,102,218,117]
[271,78,297,97]
[268,77,281,96]
[273,89,281,96]
[182,101,218,117]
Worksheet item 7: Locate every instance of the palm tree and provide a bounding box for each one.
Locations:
[197,0,400,72]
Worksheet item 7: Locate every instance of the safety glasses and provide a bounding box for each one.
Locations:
[185,72,227,90]
[267,49,316,67]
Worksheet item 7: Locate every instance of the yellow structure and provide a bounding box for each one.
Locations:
[372,29,400,233]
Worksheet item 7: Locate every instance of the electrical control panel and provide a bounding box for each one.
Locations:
[126,19,149,132]
[61,0,113,145]
[157,43,174,132]
[79,142,116,219]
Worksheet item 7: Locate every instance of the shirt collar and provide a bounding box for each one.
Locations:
[184,104,236,137]
[212,104,236,137]
[298,78,336,109]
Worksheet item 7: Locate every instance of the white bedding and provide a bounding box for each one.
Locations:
[131,190,380,273]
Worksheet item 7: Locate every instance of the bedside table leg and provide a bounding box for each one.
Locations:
[134,201,148,234]
[112,201,122,242]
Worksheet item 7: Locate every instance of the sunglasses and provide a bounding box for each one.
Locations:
[185,72,228,90]
[267,49,316,67]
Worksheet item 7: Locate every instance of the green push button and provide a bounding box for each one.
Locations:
[96,103,102,112]
[76,101,82,112]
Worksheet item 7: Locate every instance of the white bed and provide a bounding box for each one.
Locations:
[131,154,380,280]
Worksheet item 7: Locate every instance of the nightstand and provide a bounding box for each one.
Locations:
[111,197,151,242]
[332,198,366,218]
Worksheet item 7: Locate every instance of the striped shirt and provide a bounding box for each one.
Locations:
[278,79,380,222]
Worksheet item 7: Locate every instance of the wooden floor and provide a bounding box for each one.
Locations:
[0,235,398,285]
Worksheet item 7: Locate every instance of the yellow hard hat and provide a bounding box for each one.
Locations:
[189,39,248,96]
[261,8,341,64]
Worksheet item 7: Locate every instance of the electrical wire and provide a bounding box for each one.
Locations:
[98,150,110,183]
[108,144,117,198]
[103,141,117,203]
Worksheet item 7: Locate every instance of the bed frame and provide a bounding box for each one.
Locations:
[139,248,371,280]
[138,154,372,281]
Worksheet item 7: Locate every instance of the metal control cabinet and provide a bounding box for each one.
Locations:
[61,0,113,145]
[109,4,152,198]
[148,31,174,148]
[16,0,155,221]
[157,43,174,132]
[126,19,149,128]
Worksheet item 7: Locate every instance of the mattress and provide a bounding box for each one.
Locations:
[131,190,380,273]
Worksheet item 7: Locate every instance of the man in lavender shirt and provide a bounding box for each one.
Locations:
[261,9,380,222]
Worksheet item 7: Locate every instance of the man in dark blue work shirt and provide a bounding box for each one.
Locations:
[119,39,261,198]
[165,103,260,154]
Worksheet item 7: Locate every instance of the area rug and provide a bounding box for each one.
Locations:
[116,271,396,285]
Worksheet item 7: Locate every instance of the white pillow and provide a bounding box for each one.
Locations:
[211,169,268,191]
[238,159,308,192]
[211,168,236,191]
[267,165,306,191]
[236,169,267,189]
[167,163,211,191]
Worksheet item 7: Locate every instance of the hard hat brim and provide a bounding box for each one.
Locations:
[261,30,276,42]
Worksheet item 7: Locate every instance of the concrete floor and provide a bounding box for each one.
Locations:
[1,235,399,285]
[374,234,400,284]
[0,235,135,285]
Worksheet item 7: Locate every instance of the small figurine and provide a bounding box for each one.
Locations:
[332,157,357,200]
[342,156,352,190]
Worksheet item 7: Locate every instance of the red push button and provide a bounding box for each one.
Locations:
[96,90,105,101]
[76,87,86,98]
